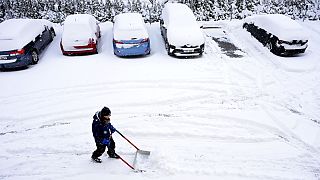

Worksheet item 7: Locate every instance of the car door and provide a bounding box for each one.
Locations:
[160,19,168,42]
[33,34,44,52]
[41,26,51,47]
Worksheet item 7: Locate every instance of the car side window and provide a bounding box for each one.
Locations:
[35,34,41,42]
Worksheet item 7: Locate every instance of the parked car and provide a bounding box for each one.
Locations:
[243,14,308,56]
[113,13,150,57]
[0,19,55,70]
[160,3,205,57]
[60,14,101,56]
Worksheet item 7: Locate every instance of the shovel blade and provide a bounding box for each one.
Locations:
[133,149,150,171]
[137,150,150,156]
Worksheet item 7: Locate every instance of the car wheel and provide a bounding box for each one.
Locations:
[164,41,169,51]
[94,42,98,54]
[50,29,55,41]
[167,45,172,56]
[266,42,273,51]
[31,50,39,65]
[243,23,248,29]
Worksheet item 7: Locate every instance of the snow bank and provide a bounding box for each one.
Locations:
[0,19,53,51]
[244,14,309,41]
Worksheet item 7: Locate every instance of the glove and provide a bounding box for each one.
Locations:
[101,138,110,146]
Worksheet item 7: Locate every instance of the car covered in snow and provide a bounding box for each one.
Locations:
[0,19,55,70]
[243,14,308,56]
[60,14,101,56]
[112,13,150,57]
[160,3,205,57]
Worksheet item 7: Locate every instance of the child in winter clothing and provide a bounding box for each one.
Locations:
[91,107,119,163]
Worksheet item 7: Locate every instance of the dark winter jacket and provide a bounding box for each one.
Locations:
[92,111,116,144]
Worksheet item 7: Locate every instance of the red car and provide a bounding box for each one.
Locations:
[60,14,101,56]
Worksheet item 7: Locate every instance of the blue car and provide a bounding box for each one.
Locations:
[113,13,150,57]
[0,19,55,70]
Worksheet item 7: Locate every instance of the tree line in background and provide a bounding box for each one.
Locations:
[0,0,319,23]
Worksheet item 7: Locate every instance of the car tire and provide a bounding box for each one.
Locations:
[266,41,272,51]
[50,29,55,41]
[93,42,98,54]
[243,23,248,29]
[167,46,172,56]
[31,50,39,65]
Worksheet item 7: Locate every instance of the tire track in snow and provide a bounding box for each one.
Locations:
[225,21,320,127]
[1,23,320,179]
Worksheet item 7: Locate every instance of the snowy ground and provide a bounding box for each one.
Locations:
[0,20,320,180]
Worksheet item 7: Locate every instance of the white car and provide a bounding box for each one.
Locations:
[243,14,308,56]
[60,14,101,56]
[113,13,150,57]
[160,3,205,57]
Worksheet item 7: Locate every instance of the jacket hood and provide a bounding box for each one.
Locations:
[93,111,101,120]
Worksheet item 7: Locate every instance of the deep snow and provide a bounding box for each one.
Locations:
[0,19,320,180]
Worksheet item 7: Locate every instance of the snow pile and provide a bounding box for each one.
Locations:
[244,14,309,41]
[0,19,53,51]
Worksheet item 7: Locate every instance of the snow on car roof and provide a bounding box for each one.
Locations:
[62,14,98,42]
[114,13,145,30]
[162,3,197,27]
[113,13,148,40]
[245,14,308,41]
[64,14,97,25]
[0,19,53,51]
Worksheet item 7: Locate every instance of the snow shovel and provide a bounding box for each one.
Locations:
[116,130,150,171]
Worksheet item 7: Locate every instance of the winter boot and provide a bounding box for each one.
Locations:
[108,153,120,159]
[91,156,102,163]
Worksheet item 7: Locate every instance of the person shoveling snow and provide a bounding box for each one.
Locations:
[90,106,150,171]
[91,107,120,163]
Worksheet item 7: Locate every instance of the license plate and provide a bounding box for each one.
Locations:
[0,56,8,60]
[184,49,194,53]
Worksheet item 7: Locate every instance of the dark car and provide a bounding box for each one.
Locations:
[0,19,55,70]
[243,14,308,56]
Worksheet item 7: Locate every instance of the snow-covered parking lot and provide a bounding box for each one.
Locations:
[0,20,320,180]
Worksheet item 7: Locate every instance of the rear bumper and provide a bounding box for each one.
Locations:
[113,42,150,57]
[0,56,31,70]
[60,42,97,56]
[61,49,97,56]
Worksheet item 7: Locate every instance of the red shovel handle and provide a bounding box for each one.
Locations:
[116,130,140,151]
[115,153,135,170]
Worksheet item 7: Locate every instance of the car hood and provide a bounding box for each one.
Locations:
[167,27,204,47]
